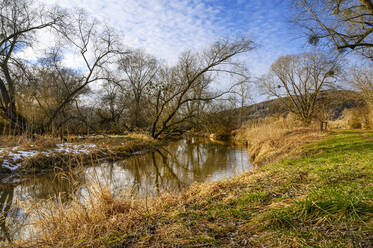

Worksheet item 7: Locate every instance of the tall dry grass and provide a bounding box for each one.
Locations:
[30,185,146,247]
[330,106,373,130]
[11,171,252,248]
[0,135,60,149]
[12,181,175,248]
[233,115,327,165]
[126,132,157,142]
[0,132,159,175]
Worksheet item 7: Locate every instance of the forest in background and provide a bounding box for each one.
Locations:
[0,0,372,140]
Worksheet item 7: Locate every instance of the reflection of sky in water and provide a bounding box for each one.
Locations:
[0,138,251,242]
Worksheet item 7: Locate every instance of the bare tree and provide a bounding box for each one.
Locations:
[117,50,159,128]
[198,98,238,134]
[293,0,373,60]
[149,39,254,138]
[44,10,126,131]
[262,52,341,124]
[96,80,128,131]
[17,58,85,132]
[351,65,373,107]
[0,0,64,131]
[231,79,252,124]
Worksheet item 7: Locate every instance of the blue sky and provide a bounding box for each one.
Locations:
[33,0,309,77]
[14,0,315,102]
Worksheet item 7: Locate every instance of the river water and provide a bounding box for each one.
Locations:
[0,137,251,242]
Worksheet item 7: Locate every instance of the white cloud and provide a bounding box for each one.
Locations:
[34,0,306,72]
[21,0,308,100]
[40,0,229,66]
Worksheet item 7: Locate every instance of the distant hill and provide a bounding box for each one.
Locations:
[235,90,365,122]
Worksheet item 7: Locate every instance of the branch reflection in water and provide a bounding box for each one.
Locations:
[0,137,250,242]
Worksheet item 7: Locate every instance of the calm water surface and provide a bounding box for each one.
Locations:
[0,137,251,242]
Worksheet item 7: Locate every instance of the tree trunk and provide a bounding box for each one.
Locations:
[0,78,27,132]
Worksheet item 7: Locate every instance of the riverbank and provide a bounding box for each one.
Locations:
[233,118,329,166]
[11,130,372,247]
[0,133,160,175]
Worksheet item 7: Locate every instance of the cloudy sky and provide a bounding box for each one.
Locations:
[38,0,308,77]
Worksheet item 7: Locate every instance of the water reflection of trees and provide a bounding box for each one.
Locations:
[0,184,14,242]
[111,149,187,196]
[0,139,249,241]
[17,173,86,202]
[110,138,249,196]
[0,172,86,242]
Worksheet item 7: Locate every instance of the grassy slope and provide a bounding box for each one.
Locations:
[224,90,364,127]
[16,130,372,248]
[118,130,373,247]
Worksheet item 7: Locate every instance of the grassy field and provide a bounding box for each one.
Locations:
[13,130,372,247]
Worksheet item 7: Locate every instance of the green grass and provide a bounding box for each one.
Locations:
[15,130,372,248]
[155,130,373,247]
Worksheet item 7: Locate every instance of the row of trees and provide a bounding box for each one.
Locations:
[207,0,372,130]
[1,0,371,138]
[258,0,373,127]
[98,41,253,138]
[0,0,254,138]
[0,0,123,134]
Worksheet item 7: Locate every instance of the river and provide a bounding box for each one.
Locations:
[0,137,251,242]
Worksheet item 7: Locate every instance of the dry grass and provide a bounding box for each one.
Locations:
[126,132,156,142]
[0,135,60,149]
[233,116,328,165]
[30,185,150,247]
[328,106,373,130]
[20,139,158,174]
[9,130,373,248]
[0,133,160,175]
[12,176,251,248]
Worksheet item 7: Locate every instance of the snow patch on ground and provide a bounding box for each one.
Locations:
[55,143,97,155]
[1,143,98,171]
[0,174,24,184]
[2,160,22,171]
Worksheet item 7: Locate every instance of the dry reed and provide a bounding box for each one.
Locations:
[233,115,327,165]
